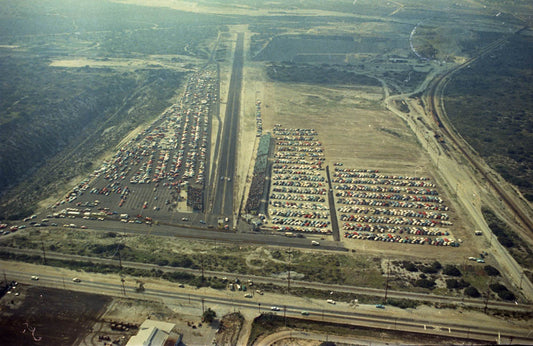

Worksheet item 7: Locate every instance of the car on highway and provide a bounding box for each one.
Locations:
[72,278,81,283]
[327,299,336,304]
[31,275,39,280]
[375,304,385,309]
[271,306,280,311]
[311,240,320,246]
[301,311,309,316]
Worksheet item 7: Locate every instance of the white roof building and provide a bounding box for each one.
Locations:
[126,319,181,346]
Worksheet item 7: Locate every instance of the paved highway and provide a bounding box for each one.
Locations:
[211,33,244,218]
[5,269,532,345]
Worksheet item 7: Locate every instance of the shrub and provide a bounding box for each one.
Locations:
[170,256,194,268]
[414,279,436,289]
[489,283,508,294]
[498,290,516,301]
[483,265,500,276]
[432,261,442,270]
[386,298,419,309]
[157,259,169,266]
[404,261,418,272]
[202,308,217,323]
[490,283,516,301]
[464,286,481,297]
[446,279,470,289]
[421,261,442,274]
[420,266,437,274]
[443,265,462,277]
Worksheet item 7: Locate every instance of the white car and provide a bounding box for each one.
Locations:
[72,278,81,283]
[271,306,280,311]
[31,275,39,280]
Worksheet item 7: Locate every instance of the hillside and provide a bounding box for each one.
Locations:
[0,0,224,219]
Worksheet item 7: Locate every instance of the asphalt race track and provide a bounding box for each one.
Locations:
[211,33,244,218]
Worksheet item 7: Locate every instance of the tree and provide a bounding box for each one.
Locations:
[202,308,216,323]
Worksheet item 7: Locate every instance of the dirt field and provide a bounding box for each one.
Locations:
[0,285,111,345]
[213,312,244,345]
[49,55,200,71]
[0,280,220,346]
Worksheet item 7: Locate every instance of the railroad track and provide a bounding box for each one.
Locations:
[1,246,530,312]
[425,31,533,233]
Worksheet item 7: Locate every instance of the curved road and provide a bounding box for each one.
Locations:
[426,35,533,233]
[423,31,533,300]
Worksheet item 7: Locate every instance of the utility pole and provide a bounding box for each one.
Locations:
[3,270,7,285]
[201,298,205,314]
[121,277,126,296]
[201,257,205,282]
[41,239,47,265]
[287,248,291,293]
[484,289,490,313]
[118,247,123,270]
[384,259,390,302]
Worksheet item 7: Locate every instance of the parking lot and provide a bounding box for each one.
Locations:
[264,126,459,247]
[267,126,332,234]
[48,68,218,224]
[333,168,458,246]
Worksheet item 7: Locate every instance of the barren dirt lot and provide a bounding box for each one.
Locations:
[260,74,428,173]
[0,285,111,345]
